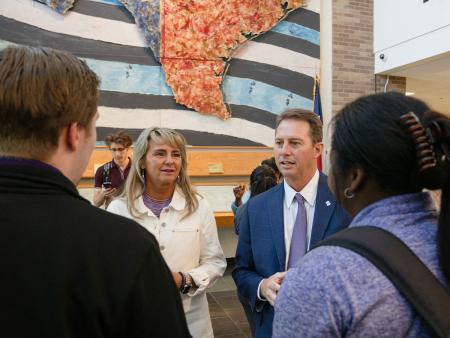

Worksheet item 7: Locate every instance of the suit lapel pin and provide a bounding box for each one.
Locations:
[325,200,331,206]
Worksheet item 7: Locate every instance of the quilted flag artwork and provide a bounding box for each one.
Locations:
[36,0,305,119]
[0,0,320,146]
[159,0,305,119]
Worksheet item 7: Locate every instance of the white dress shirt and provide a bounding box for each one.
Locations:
[257,170,319,300]
[283,170,319,269]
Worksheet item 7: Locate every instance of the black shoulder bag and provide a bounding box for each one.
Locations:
[317,226,450,338]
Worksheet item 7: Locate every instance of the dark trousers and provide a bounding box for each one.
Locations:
[238,292,255,337]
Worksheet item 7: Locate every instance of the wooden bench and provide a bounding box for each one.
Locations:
[214,211,235,228]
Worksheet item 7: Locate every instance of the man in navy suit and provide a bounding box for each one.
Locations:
[232,109,351,338]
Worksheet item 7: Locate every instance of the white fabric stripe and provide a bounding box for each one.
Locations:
[97,106,275,146]
[231,41,320,77]
[304,0,320,14]
[0,0,147,47]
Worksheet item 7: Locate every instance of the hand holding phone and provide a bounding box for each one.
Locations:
[103,182,112,189]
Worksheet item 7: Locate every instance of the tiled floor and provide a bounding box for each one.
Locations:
[208,291,251,338]
[207,263,251,337]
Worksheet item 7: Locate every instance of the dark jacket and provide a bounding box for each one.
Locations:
[0,159,190,338]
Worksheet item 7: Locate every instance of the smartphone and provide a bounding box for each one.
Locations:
[103,182,112,189]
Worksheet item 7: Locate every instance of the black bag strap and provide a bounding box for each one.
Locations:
[317,226,450,338]
[102,162,112,184]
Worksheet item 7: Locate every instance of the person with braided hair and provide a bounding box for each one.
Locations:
[273,91,450,337]
[230,157,282,216]
[234,165,279,235]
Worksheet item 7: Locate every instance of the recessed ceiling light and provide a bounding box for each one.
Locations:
[405,92,415,96]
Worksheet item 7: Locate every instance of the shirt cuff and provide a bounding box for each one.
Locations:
[257,279,267,301]
[186,269,210,297]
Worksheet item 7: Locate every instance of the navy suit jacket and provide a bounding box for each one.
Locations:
[232,173,351,338]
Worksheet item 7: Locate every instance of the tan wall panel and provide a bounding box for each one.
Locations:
[186,151,273,177]
[83,147,273,179]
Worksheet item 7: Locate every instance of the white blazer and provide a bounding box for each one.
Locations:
[108,188,227,338]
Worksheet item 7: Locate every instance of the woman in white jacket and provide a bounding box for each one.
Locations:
[108,127,226,338]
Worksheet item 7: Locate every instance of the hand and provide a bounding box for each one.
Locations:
[101,185,117,198]
[172,271,182,288]
[233,184,246,206]
[260,271,287,306]
[93,186,117,207]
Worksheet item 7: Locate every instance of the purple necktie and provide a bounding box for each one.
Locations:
[287,193,307,269]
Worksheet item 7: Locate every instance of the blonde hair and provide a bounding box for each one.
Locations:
[122,127,199,219]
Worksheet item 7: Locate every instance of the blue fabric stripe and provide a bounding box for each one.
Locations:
[223,77,313,114]
[88,0,124,7]
[84,59,173,95]
[0,40,312,114]
[270,21,320,45]
[84,58,313,114]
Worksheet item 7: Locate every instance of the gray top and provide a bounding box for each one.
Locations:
[273,192,449,338]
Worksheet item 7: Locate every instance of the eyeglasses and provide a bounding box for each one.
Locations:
[110,147,127,152]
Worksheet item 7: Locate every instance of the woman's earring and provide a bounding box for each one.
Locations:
[344,188,355,199]
[141,168,146,180]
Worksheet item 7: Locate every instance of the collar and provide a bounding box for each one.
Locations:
[136,185,186,215]
[351,192,436,227]
[111,157,132,170]
[0,156,84,201]
[169,186,187,211]
[0,156,62,174]
[284,170,319,209]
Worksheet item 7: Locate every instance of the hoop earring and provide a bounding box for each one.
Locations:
[344,188,355,199]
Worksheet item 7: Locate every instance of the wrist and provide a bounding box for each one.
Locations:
[257,279,267,301]
[178,272,185,289]
[262,278,270,297]
[178,272,192,294]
